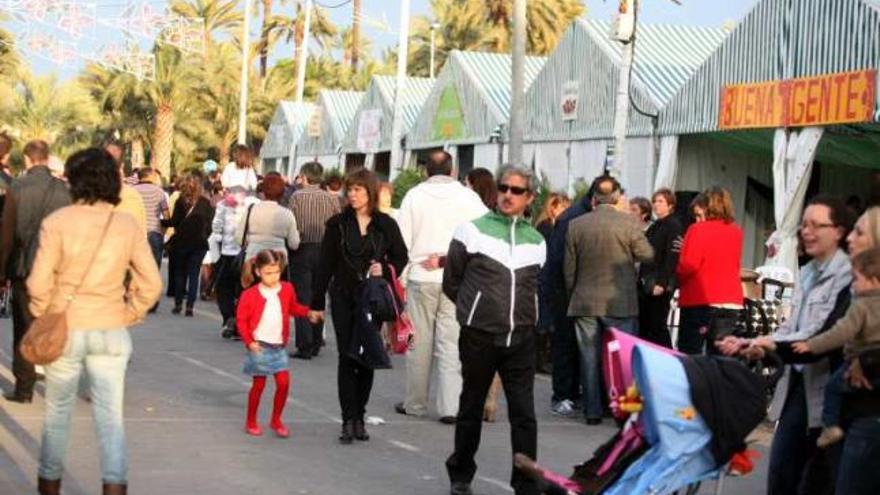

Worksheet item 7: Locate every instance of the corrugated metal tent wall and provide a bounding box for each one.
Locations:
[297,90,364,169]
[261,101,313,176]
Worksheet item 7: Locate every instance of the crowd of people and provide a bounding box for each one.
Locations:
[0,132,879,495]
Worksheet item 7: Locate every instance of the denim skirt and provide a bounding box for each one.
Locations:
[242,342,288,376]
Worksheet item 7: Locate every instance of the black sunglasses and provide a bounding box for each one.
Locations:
[498,184,529,196]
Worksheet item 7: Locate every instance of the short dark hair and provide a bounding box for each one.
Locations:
[593,175,621,205]
[807,194,856,249]
[426,149,453,177]
[65,148,121,205]
[852,247,880,281]
[137,167,155,181]
[466,168,496,210]
[629,196,651,221]
[300,162,324,184]
[262,173,286,201]
[344,168,379,213]
[24,140,49,162]
[0,133,12,159]
[652,188,677,209]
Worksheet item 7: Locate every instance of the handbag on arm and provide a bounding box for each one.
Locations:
[20,212,115,365]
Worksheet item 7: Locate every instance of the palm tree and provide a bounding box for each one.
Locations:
[261,4,337,91]
[142,45,202,177]
[483,0,584,55]
[171,0,243,47]
[408,0,487,77]
[0,73,100,156]
[351,0,361,71]
[257,0,289,79]
[338,26,373,68]
[0,23,19,82]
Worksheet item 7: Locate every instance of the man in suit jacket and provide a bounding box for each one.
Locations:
[564,175,653,424]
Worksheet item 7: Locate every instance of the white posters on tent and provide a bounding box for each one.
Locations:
[308,109,323,138]
[561,81,579,122]
[357,109,383,153]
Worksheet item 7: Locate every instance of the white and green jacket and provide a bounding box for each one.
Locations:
[442,211,546,345]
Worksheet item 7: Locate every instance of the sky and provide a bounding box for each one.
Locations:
[6,0,760,81]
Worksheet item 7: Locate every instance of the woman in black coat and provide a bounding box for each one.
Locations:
[311,168,408,444]
[164,174,214,316]
[638,188,684,347]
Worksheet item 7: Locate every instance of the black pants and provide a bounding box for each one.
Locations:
[214,255,241,323]
[11,279,36,396]
[550,304,579,402]
[677,306,741,355]
[638,292,673,348]
[767,371,834,495]
[331,289,374,422]
[173,246,206,307]
[447,327,538,495]
[290,244,324,353]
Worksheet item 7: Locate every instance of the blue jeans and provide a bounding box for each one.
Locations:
[836,416,880,495]
[173,246,207,307]
[39,329,132,483]
[822,365,880,428]
[573,316,637,419]
[147,231,164,269]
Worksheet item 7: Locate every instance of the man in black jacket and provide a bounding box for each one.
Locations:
[443,165,546,495]
[0,140,71,403]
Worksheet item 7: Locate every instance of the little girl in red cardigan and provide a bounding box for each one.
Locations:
[237,250,310,437]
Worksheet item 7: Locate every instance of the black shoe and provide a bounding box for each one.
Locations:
[310,344,321,357]
[354,419,369,441]
[339,420,354,444]
[439,416,456,425]
[35,373,45,381]
[221,328,236,339]
[3,391,33,403]
[586,417,602,426]
[394,402,409,416]
[171,304,182,315]
[450,481,473,495]
[289,350,312,360]
[148,302,159,314]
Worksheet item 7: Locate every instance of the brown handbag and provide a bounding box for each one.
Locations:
[20,213,115,365]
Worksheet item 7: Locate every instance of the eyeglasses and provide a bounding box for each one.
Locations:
[498,184,529,196]
[799,222,836,232]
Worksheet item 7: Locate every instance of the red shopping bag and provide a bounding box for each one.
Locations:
[387,265,413,354]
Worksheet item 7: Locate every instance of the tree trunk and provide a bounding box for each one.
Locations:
[131,138,145,171]
[219,134,233,168]
[150,104,175,179]
[351,0,361,71]
[259,0,273,79]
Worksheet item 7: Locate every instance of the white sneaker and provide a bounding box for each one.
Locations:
[551,399,575,416]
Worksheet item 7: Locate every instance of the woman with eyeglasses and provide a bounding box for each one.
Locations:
[718,195,857,495]
[675,186,744,355]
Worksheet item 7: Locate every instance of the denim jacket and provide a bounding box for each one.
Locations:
[770,249,852,427]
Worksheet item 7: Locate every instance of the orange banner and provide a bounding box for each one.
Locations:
[719,69,877,129]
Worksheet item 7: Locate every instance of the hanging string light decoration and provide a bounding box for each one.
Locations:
[55,1,97,39]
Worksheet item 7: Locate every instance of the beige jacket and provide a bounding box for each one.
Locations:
[808,289,880,360]
[27,202,162,331]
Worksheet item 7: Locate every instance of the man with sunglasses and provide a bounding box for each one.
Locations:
[443,165,546,495]
[564,175,653,425]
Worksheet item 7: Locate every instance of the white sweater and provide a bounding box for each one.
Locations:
[221,164,258,191]
[397,176,488,284]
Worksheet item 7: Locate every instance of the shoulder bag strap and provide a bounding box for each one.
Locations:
[241,203,255,250]
[61,212,115,311]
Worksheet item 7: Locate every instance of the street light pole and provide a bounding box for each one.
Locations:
[295,0,313,104]
[509,0,526,165]
[237,0,252,145]
[429,23,438,79]
[610,0,639,179]
[388,0,411,179]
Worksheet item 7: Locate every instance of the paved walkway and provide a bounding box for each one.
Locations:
[0,293,769,494]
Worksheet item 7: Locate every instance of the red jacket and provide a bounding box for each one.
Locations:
[236,282,310,347]
[676,220,744,308]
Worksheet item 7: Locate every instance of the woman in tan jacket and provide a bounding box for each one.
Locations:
[27,148,162,495]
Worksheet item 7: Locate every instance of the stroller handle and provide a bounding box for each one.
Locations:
[760,349,786,388]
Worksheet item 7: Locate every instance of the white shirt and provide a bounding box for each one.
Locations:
[221,164,258,191]
[253,285,283,344]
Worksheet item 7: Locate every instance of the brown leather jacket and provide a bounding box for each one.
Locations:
[26,202,162,331]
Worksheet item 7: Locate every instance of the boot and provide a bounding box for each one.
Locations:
[353,419,369,441]
[102,483,127,495]
[37,477,61,495]
[339,420,354,445]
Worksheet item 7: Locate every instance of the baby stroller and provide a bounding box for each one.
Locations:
[516,329,781,495]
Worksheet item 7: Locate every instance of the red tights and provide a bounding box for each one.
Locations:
[246,371,290,428]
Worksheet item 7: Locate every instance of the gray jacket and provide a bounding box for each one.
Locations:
[236,200,300,260]
[0,166,71,281]
[564,204,654,317]
[769,248,852,428]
